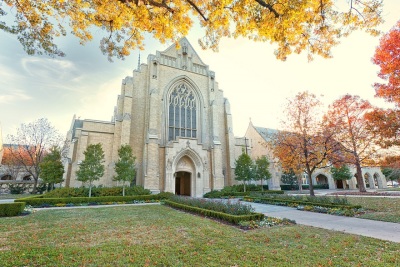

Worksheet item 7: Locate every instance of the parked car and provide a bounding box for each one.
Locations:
[387,181,399,187]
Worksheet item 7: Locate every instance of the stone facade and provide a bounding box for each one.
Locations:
[64,38,243,197]
[244,122,388,190]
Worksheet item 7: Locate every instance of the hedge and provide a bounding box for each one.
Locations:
[280,184,330,190]
[243,196,361,209]
[14,194,172,207]
[0,202,25,217]
[204,190,284,198]
[164,200,264,224]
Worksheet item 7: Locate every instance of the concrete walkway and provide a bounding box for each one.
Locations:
[244,201,400,243]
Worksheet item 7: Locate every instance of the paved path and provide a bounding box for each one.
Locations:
[244,201,400,243]
[0,199,14,203]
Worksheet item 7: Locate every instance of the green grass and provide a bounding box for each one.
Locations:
[347,197,400,223]
[1,205,399,266]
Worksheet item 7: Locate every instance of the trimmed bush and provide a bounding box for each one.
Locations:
[204,190,284,198]
[280,184,330,190]
[43,186,151,198]
[164,200,264,224]
[0,202,25,217]
[15,193,169,207]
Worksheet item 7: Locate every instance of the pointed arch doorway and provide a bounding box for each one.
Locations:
[174,156,195,196]
[175,171,191,196]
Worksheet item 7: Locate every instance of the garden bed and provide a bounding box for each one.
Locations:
[164,197,295,230]
[328,191,400,196]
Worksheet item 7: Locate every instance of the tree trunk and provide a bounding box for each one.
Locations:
[355,161,366,192]
[308,172,315,197]
[89,181,92,197]
[243,181,246,192]
[31,177,38,194]
[123,185,125,196]
[261,178,264,191]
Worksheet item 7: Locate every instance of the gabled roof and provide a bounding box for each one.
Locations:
[254,126,278,142]
[159,37,207,67]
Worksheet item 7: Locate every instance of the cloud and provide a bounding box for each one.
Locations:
[0,90,31,103]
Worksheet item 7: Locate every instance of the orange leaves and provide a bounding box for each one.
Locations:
[373,20,400,107]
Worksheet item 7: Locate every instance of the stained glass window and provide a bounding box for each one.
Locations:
[168,84,197,141]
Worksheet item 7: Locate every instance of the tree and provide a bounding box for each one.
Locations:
[1,0,383,61]
[380,155,400,186]
[331,165,352,181]
[76,143,105,197]
[280,170,298,190]
[7,118,63,193]
[272,91,337,197]
[325,95,379,193]
[39,147,65,191]
[381,168,400,186]
[1,146,22,181]
[254,156,271,191]
[113,144,136,196]
[234,151,254,192]
[368,20,400,147]
[372,20,400,107]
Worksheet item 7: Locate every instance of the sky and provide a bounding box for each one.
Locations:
[1,1,399,141]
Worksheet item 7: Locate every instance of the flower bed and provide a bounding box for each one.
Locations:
[296,205,366,217]
[328,191,400,196]
[164,196,264,224]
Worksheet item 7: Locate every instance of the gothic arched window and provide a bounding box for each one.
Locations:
[168,84,197,141]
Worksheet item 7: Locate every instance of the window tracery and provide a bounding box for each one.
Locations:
[168,84,197,140]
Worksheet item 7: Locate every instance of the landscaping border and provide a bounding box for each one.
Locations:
[243,196,362,209]
[164,200,264,224]
[15,194,170,207]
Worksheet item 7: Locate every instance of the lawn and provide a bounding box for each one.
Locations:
[347,197,400,223]
[1,205,399,266]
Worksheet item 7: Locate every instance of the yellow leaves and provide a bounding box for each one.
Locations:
[3,0,384,60]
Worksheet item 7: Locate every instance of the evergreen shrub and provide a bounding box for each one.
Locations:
[0,202,25,217]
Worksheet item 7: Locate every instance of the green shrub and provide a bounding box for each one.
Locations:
[16,195,154,207]
[43,186,151,198]
[221,184,263,193]
[164,200,264,224]
[43,187,88,198]
[203,189,284,198]
[8,184,28,194]
[280,184,329,190]
[157,192,175,199]
[0,202,25,217]
[203,190,223,198]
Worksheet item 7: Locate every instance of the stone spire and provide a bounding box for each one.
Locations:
[137,53,141,70]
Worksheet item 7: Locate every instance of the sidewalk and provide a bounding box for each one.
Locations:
[244,201,400,243]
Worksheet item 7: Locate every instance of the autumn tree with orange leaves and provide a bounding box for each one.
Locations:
[366,20,400,147]
[7,118,64,193]
[1,0,383,61]
[325,95,380,193]
[272,91,337,197]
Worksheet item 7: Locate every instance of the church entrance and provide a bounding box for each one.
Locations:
[175,171,191,196]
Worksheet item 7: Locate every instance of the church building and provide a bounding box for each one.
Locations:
[64,38,247,197]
